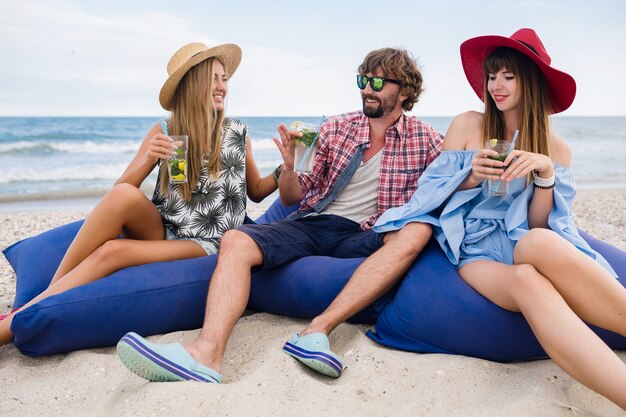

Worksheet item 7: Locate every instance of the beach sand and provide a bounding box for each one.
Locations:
[1,192,625,416]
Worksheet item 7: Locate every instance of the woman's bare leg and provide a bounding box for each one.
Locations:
[1,183,205,346]
[514,228,626,335]
[51,183,165,283]
[459,260,626,409]
[1,239,205,345]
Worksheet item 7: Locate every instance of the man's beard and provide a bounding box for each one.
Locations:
[362,91,399,119]
[363,98,384,118]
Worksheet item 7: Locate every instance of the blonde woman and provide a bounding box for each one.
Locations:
[0,43,277,345]
[375,29,626,408]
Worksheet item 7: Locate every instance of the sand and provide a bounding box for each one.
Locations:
[1,192,625,416]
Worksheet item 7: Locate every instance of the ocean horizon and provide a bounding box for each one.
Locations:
[1,116,625,209]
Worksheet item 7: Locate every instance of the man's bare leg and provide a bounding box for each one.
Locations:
[301,222,431,337]
[182,230,264,373]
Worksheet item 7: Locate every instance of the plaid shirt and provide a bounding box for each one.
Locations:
[297,111,443,229]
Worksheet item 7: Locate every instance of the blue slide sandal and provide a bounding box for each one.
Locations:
[117,332,222,383]
[283,333,343,378]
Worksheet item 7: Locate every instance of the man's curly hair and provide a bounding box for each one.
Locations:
[358,48,424,111]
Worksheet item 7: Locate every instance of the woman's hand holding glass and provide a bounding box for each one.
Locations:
[470,148,509,185]
[500,150,553,181]
[471,149,553,185]
[146,133,177,165]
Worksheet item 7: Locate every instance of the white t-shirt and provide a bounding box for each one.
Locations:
[321,148,382,224]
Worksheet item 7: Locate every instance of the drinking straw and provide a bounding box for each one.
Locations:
[491,129,519,194]
[507,129,520,153]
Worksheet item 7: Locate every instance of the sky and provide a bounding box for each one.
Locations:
[1,0,625,117]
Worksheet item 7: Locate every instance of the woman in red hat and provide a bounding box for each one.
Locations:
[375,28,626,408]
[0,43,279,344]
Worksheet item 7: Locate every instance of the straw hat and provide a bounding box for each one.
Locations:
[460,28,576,114]
[159,42,242,111]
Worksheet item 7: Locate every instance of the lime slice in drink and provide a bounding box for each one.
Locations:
[489,138,498,148]
[290,121,303,129]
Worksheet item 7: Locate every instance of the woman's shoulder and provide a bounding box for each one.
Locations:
[443,111,483,151]
[453,110,483,125]
[550,132,572,167]
[449,111,484,134]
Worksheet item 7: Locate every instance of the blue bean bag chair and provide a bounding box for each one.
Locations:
[3,198,393,357]
[367,230,626,362]
[4,198,626,360]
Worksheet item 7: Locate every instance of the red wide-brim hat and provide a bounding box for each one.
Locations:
[460,28,576,114]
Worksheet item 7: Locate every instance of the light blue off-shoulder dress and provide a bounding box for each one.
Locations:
[374,150,616,277]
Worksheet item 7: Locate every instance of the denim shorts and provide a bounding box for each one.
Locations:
[164,227,218,255]
[236,215,385,271]
[163,214,255,256]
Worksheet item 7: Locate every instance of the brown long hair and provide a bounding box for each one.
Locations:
[159,58,225,200]
[358,48,424,111]
[482,48,552,160]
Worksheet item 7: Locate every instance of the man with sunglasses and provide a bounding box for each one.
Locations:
[117,48,443,383]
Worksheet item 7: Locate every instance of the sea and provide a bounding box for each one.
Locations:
[0,116,625,209]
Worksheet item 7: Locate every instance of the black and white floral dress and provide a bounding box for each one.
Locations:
[152,118,248,254]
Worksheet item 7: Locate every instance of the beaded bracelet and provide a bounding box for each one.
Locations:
[533,170,555,189]
[272,164,283,186]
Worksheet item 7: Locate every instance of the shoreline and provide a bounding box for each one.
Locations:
[0,179,624,212]
[0,197,102,213]
[0,184,624,212]
[0,194,276,214]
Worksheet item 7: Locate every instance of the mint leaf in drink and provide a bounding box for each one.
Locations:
[487,152,509,169]
[168,159,181,176]
[487,153,508,162]
[297,128,319,147]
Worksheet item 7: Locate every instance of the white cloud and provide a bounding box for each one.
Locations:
[0,0,625,116]
[0,0,214,115]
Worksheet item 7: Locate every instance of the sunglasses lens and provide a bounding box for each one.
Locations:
[371,77,383,91]
[356,75,388,91]
[356,75,367,90]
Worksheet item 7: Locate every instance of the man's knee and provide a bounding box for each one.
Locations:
[219,229,262,263]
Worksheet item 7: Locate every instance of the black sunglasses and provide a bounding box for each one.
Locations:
[356,75,402,92]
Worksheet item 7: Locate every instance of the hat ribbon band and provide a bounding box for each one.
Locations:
[516,40,540,58]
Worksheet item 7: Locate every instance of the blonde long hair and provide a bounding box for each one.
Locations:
[159,58,225,200]
[481,48,552,160]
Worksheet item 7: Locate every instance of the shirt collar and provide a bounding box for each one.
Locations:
[352,111,406,145]
[355,112,370,145]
